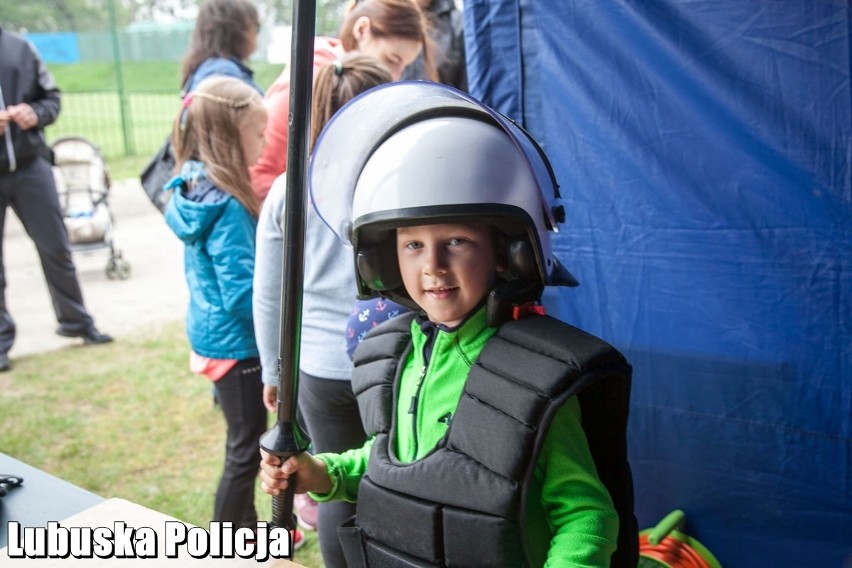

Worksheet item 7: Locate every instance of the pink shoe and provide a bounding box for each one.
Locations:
[294,493,318,531]
[291,527,306,550]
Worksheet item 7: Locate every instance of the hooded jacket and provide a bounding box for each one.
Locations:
[165,162,258,360]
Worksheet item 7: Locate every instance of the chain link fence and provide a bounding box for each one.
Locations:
[48,91,176,159]
[30,25,194,158]
[23,1,349,160]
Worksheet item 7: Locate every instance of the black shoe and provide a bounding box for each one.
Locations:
[0,352,10,372]
[56,326,114,345]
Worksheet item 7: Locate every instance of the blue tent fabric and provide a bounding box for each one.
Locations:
[465,1,851,566]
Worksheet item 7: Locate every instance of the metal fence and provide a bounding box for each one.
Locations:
[27,4,352,158]
[35,26,187,158]
[32,25,284,159]
[47,90,179,159]
[35,25,226,159]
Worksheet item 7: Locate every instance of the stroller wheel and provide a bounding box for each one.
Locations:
[106,257,132,280]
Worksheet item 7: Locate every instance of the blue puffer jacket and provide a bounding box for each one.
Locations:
[165,162,258,360]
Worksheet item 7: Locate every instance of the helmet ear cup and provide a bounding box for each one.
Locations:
[507,238,540,282]
[356,243,402,292]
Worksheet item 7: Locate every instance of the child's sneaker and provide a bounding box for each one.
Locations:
[291,528,306,551]
[294,493,318,531]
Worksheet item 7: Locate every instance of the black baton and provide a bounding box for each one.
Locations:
[259,0,316,535]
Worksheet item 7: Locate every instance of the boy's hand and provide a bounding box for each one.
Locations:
[0,110,9,135]
[259,449,334,496]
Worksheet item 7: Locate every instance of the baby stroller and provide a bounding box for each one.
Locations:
[50,136,131,280]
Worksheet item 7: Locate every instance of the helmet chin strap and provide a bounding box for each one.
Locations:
[485,280,545,327]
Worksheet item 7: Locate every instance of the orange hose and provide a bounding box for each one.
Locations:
[639,533,713,568]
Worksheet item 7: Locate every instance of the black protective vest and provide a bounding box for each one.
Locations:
[339,312,638,568]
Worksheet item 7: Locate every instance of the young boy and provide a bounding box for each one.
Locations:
[260,82,637,567]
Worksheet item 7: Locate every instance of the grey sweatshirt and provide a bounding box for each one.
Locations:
[253,175,355,387]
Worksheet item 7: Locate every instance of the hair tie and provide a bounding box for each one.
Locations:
[181,93,194,109]
[332,60,344,76]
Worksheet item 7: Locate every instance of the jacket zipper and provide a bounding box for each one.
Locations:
[408,364,428,459]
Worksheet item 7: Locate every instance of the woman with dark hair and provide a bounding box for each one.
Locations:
[249,0,434,199]
[180,0,263,94]
[141,0,262,214]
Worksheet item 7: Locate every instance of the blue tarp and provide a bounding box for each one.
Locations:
[465,1,851,566]
[26,33,79,64]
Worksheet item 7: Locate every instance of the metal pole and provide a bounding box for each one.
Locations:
[107,0,133,155]
[259,0,315,534]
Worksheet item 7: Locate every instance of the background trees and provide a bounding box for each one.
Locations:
[0,0,344,36]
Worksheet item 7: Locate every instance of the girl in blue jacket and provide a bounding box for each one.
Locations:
[165,76,269,532]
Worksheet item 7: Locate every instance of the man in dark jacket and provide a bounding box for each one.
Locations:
[401,0,467,90]
[0,27,111,372]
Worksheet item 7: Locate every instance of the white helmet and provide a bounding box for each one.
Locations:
[310,82,578,307]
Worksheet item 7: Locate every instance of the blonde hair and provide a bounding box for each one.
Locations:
[310,54,393,152]
[173,76,263,217]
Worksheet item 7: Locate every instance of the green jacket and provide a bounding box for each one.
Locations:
[314,307,619,567]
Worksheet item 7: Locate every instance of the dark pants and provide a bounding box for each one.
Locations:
[298,371,368,568]
[0,156,93,353]
[213,357,267,529]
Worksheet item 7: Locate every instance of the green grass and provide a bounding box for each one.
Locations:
[106,154,151,181]
[47,92,167,158]
[0,320,324,567]
[45,61,285,161]
[49,61,284,94]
